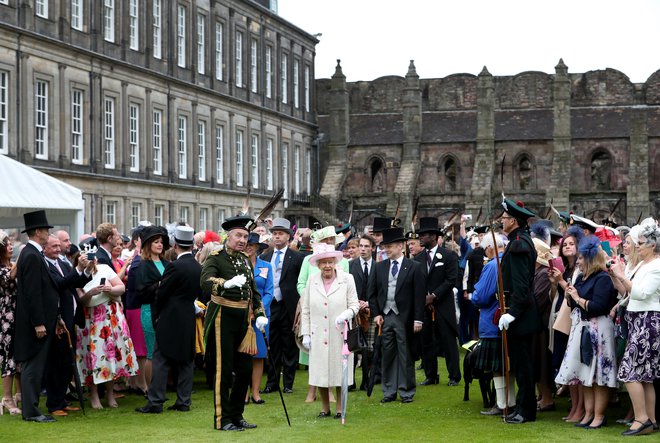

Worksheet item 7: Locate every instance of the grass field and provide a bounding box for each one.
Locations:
[0,357,636,442]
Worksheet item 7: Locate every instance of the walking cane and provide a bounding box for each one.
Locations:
[489,225,510,420]
[260,328,291,426]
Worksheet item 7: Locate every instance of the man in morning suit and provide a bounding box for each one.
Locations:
[14,210,60,422]
[348,234,376,390]
[498,198,541,424]
[368,227,425,403]
[260,218,304,393]
[415,217,462,386]
[137,226,201,414]
[43,234,92,416]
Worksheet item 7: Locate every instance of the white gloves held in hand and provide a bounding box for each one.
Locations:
[224,274,247,289]
[255,316,268,331]
[498,313,516,331]
[302,334,312,351]
[335,314,347,327]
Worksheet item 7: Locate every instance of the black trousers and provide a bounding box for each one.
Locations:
[21,334,53,419]
[207,305,252,429]
[45,331,75,412]
[508,334,536,421]
[266,300,297,390]
[422,309,461,382]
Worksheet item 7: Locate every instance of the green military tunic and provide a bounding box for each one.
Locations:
[201,246,265,430]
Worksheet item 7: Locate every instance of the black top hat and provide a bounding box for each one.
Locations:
[222,215,254,233]
[140,226,170,250]
[417,217,443,235]
[335,223,352,235]
[22,210,53,233]
[372,217,393,233]
[501,199,535,220]
[381,227,406,245]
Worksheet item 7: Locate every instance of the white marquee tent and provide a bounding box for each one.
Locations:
[0,154,84,241]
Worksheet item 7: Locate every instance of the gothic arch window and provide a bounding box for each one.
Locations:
[368,156,385,193]
[590,150,611,190]
[517,155,534,190]
[444,158,457,191]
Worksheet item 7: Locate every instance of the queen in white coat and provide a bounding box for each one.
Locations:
[301,243,359,418]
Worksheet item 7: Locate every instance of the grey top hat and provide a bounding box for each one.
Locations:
[174,226,195,246]
[270,217,293,236]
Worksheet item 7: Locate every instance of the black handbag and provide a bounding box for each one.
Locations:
[580,325,593,366]
[347,321,367,353]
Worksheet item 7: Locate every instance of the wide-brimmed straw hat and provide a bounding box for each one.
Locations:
[532,237,553,267]
[309,243,343,267]
[311,226,345,245]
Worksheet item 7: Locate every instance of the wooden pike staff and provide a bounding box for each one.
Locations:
[489,223,510,419]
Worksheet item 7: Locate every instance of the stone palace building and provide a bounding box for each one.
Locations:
[0,0,319,234]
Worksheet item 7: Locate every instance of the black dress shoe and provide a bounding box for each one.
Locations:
[135,405,163,414]
[348,384,356,391]
[234,419,257,429]
[575,417,594,428]
[251,396,265,404]
[401,397,413,403]
[220,423,244,431]
[506,410,518,419]
[260,386,276,394]
[380,397,396,404]
[167,404,190,412]
[283,387,293,394]
[318,411,332,418]
[447,379,460,387]
[505,413,532,424]
[23,415,56,423]
[419,378,438,386]
[586,417,607,429]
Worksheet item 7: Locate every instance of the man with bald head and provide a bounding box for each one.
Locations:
[55,230,73,265]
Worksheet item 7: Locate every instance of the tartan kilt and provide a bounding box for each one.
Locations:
[365,318,376,353]
[474,338,503,373]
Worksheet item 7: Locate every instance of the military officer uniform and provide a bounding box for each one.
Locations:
[201,216,266,431]
[498,199,542,424]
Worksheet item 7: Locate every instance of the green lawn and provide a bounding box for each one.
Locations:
[0,358,633,442]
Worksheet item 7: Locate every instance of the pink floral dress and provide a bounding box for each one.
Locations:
[75,264,138,385]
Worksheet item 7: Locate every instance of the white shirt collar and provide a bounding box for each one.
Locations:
[28,239,43,253]
[274,245,288,255]
[177,251,192,259]
[360,257,372,267]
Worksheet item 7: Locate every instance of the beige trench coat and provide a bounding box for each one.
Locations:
[301,269,359,387]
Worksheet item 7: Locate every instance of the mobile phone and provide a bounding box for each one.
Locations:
[100,277,106,285]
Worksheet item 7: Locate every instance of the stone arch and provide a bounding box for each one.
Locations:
[366,155,386,193]
[438,154,460,192]
[514,152,535,190]
[590,148,612,190]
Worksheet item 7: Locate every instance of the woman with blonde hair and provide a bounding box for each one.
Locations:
[555,236,617,429]
[76,253,138,409]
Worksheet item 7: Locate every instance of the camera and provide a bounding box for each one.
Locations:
[606,260,615,269]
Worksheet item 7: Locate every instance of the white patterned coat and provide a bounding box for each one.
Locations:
[301,269,359,387]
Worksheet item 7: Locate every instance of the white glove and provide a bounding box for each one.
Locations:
[302,334,312,351]
[335,314,347,327]
[255,316,268,331]
[498,313,516,331]
[224,274,247,289]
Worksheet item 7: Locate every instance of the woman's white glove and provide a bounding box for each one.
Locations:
[302,334,312,351]
[255,316,268,331]
[224,274,247,289]
[335,314,347,327]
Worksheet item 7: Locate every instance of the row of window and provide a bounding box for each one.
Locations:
[12,0,312,110]
[0,71,312,195]
[103,200,230,232]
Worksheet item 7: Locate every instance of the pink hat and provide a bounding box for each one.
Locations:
[309,243,343,267]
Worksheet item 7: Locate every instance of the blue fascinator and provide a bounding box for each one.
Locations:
[578,235,601,260]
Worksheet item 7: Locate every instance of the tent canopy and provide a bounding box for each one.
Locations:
[0,154,84,240]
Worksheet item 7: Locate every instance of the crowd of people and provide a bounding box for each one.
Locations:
[0,201,658,436]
